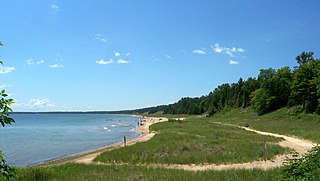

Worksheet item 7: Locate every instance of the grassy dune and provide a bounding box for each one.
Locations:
[95,117,288,164]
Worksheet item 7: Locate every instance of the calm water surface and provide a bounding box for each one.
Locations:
[0,113,140,167]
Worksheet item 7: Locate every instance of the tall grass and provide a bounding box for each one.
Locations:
[95,118,288,164]
[1,163,281,181]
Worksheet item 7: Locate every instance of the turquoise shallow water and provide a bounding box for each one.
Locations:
[0,113,140,167]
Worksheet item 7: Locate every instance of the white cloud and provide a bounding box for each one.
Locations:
[115,52,121,57]
[192,49,206,55]
[51,4,59,13]
[0,66,15,74]
[26,59,45,65]
[13,98,56,111]
[212,43,223,53]
[211,43,245,57]
[49,64,63,68]
[229,60,240,65]
[94,34,107,43]
[125,52,131,56]
[36,60,45,65]
[117,59,130,64]
[237,48,245,53]
[96,59,114,65]
[29,99,56,110]
[51,4,59,9]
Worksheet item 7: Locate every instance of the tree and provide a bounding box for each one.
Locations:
[290,52,320,113]
[250,88,276,115]
[0,41,16,179]
[295,51,314,66]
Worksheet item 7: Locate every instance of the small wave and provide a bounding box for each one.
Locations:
[111,125,116,127]
[103,126,108,130]
[118,123,130,127]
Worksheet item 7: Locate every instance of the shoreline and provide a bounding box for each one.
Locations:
[38,116,168,166]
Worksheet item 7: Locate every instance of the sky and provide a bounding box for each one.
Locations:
[0,0,320,111]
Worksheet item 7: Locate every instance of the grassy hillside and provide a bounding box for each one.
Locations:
[212,107,320,143]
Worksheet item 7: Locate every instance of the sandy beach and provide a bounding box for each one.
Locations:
[40,116,168,166]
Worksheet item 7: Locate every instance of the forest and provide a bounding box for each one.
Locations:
[117,52,320,116]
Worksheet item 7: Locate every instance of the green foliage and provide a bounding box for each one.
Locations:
[279,145,320,181]
[0,90,15,127]
[251,88,275,115]
[0,41,16,179]
[290,53,320,113]
[0,151,16,179]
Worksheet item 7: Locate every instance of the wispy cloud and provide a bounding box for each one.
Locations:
[26,59,45,65]
[192,49,206,55]
[30,99,55,109]
[229,60,240,65]
[49,64,63,69]
[212,43,223,53]
[0,66,15,74]
[13,98,56,111]
[51,4,59,14]
[94,34,107,43]
[211,43,245,57]
[96,59,114,65]
[125,52,131,56]
[115,52,121,57]
[117,59,130,64]
[37,60,45,65]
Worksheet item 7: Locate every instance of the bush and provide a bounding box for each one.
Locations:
[279,145,320,180]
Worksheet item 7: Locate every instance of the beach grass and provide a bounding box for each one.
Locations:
[212,107,320,143]
[94,117,289,164]
[4,107,317,180]
[1,163,281,181]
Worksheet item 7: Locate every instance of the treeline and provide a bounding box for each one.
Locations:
[119,52,320,116]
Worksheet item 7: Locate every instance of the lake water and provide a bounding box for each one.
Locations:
[0,113,140,167]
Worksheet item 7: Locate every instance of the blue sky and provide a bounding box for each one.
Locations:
[1,0,320,111]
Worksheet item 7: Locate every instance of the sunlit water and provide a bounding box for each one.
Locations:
[0,113,140,167]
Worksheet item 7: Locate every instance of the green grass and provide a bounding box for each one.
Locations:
[95,117,288,165]
[1,163,281,181]
[212,107,320,143]
[4,107,316,180]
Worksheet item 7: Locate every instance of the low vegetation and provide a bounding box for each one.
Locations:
[95,117,288,164]
[1,163,281,181]
[279,145,320,180]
